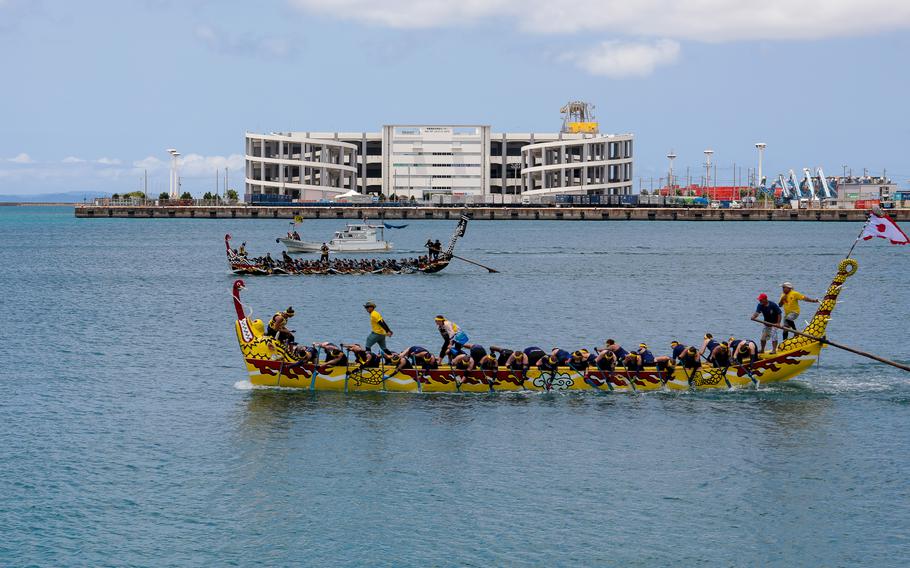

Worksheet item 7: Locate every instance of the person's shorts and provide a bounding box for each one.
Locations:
[785,311,799,323]
[761,325,780,343]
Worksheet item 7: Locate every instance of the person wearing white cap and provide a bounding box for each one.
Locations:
[778,282,819,340]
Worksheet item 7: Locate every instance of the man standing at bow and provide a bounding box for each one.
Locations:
[752,293,783,354]
[778,282,818,340]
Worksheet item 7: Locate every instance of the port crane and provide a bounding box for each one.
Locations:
[778,174,791,200]
[788,169,803,200]
[817,167,835,199]
[802,168,818,200]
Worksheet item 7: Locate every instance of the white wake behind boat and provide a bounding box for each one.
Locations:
[279,223,394,253]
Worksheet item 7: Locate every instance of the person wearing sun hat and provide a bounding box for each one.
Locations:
[751,292,783,354]
[363,301,393,355]
[778,281,819,340]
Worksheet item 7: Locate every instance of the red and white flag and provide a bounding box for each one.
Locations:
[861,212,910,245]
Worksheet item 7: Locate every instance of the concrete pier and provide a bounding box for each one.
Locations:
[74,204,907,222]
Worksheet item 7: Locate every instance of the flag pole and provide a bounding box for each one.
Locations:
[845,210,871,259]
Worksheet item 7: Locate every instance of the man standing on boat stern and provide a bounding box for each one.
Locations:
[364,301,393,355]
[779,281,818,340]
[751,293,783,354]
[320,243,330,263]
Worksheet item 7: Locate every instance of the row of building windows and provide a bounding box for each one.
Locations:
[392,174,481,179]
[394,151,483,156]
[392,163,481,168]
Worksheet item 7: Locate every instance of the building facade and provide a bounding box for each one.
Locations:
[245,125,633,202]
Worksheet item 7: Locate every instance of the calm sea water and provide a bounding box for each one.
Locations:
[1,206,908,566]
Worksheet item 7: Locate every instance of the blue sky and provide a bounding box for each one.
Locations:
[1,0,908,195]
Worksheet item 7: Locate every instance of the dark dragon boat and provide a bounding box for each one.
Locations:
[230,257,860,392]
[225,214,469,275]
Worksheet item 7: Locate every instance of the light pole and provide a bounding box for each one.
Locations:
[666,150,677,193]
[842,164,848,179]
[755,142,766,188]
[167,149,181,199]
[508,163,521,205]
[703,149,713,193]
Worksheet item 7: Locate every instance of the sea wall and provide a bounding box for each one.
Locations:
[73,205,908,222]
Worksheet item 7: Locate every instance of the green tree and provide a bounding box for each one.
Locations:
[203,191,213,200]
[226,189,238,201]
[125,191,146,199]
[159,192,169,201]
[180,191,192,200]
[111,193,120,200]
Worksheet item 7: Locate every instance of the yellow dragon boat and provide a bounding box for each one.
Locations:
[231,258,858,393]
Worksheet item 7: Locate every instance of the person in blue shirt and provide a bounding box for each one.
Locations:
[601,339,629,361]
[729,337,759,365]
[700,333,720,362]
[568,349,595,372]
[537,348,571,371]
[751,293,783,354]
[636,343,655,366]
[655,340,686,375]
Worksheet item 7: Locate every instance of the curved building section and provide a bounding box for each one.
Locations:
[245,133,359,201]
[521,135,633,197]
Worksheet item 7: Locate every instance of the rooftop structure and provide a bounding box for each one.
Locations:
[244,104,634,203]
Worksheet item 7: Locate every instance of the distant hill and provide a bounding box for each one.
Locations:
[0,191,111,203]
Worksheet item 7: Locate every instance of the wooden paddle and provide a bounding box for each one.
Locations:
[756,321,910,373]
[450,254,500,273]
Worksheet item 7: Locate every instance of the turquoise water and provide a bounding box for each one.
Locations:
[1,206,908,566]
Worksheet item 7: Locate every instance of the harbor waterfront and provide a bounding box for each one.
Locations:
[74,203,908,221]
[3,206,909,566]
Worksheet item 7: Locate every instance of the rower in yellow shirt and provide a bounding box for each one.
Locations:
[363,301,393,354]
[778,281,819,340]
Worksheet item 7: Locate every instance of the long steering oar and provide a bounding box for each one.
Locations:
[449,254,500,273]
[757,321,910,373]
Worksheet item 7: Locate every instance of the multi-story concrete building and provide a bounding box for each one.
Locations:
[245,118,633,202]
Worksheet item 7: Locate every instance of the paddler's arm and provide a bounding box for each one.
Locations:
[378,319,393,336]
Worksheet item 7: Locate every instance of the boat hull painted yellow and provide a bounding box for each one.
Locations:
[232,258,857,394]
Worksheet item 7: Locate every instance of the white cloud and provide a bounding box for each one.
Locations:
[564,39,680,78]
[62,156,85,163]
[289,0,910,41]
[195,24,296,59]
[133,156,163,171]
[131,153,244,177]
[96,157,121,165]
[8,152,33,163]
[173,153,245,177]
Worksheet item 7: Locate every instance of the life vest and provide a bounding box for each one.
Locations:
[268,312,284,330]
[509,352,528,368]
[713,346,731,367]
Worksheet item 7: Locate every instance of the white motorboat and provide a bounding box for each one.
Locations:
[279,223,394,253]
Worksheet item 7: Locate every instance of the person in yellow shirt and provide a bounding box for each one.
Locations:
[778,282,818,340]
[363,301,393,354]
